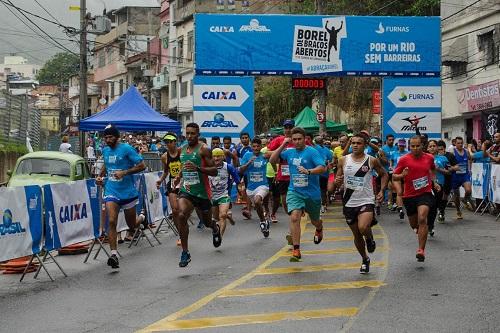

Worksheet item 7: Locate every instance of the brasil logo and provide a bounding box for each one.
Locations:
[202,113,238,128]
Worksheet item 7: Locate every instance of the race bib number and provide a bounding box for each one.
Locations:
[250,172,264,183]
[108,155,117,164]
[456,163,467,174]
[412,176,429,190]
[281,165,290,176]
[108,169,123,182]
[346,175,364,191]
[183,171,200,185]
[292,174,309,188]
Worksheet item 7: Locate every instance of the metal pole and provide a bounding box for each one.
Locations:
[79,0,88,156]
[147,37,151,105]
[316,0,327,136]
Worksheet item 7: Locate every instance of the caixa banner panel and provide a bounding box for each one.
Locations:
[193,76,254,142]
[195,14,440,77]
[382,77,441,141]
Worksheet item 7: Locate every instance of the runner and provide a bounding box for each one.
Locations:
[427,140,449,236]
[96,124,146,269]
[156,133,182,246]
[269,127,326,262]
[391,139,409,219]
[314,136,334,213]
[451,137,474,219]
[209,148,240,236]
[260,138,278,219]
[335,134,388,273]
[393,136,439,262]
[174,123,221,268]
[239,138,271,237]
[382,134,399,210]
[236,132,253,219]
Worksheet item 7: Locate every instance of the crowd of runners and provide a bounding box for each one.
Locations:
[95,120,499,272]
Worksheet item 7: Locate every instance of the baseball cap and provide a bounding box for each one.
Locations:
[102,124,119,137]
[398,139,406,146]
[283,119,295,127]
[370,138,379,144]
[212,148,224,157]
[162,133,177,142]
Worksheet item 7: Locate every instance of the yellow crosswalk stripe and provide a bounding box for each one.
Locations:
[255,262,386,275]
[303,226,381,233]
[302,234,385,243]
[278,246,388,257]
[219,280,385,298]
[143,308,358,331]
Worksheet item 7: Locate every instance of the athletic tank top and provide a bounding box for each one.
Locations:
[343,154,375,207]
[180,144,210,199]
[453,148,469,174]
[166,150,181,178]
[209,162,230,200]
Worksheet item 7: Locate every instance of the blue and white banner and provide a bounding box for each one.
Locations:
[44,179,100,250]
[0,185,42,262]
[490,164,500,204]
[382,78,441,141]
[143,172,167,224]
[193,76,254,142]
[195,14,440,76]
[471,163,490,200]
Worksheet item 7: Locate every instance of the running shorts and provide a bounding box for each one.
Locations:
[403,192,434,216]
[178,191,212,211]
[286,190,321,222]
[247,185,269,202]
[343,204,375,225]
[103,195,139,210]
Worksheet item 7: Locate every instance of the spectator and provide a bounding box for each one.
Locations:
[86,143,95,159]
[59,135,72,153]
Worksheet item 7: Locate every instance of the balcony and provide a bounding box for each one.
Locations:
[174,0,194,26]
[68,84,102,98]
[95,22,128,49]
[152,73,169,90]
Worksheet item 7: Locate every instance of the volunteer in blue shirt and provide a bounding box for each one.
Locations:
[314,136,334,213]
[382,134,399,210]
[270,127,326,262]
[240,138,271,237]
[96,124,146,269]
[471,140,492,164]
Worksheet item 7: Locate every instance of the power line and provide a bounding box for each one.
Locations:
[368,0,400,15]
[442,0,483,21]
[34,0,64,26]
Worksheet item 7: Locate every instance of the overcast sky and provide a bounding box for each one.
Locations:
[0,0,159,65]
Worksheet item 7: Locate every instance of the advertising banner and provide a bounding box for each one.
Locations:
[0,185,42,262]
[490,164,500,204]
[471,163,489,200]
[195,14,440,76]
[143,172,166,224]
[382,77,441,140]
[193,76,254,142]
[457,79,500,113]
[482,111,500,141]
[43,179,100,250]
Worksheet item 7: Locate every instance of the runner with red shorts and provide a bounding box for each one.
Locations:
[393,136,439,262]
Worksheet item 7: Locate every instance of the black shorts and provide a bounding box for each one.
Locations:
[403,192,434,216]
[165,181,180,195]
[276,180,290,196]
[268,177,279,196]
[178,191,212,211]
[343,204,375,225]
[320,176,328,191]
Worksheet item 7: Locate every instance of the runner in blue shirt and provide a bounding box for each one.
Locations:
[236,132,253,219]
[382,134,399,210]
[270,127,326,262]
[96,124,146,269]
[390,139,409,219]
[314,136,334,213]
[240,138,271,237]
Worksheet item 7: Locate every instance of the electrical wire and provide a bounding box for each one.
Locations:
[442,0,483,21]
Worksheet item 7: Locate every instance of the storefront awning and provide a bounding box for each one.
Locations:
[442,35,468,65]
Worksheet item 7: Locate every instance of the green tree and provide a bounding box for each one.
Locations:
[36,52,79,84]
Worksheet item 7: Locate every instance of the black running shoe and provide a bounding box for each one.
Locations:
[212,224,222,247]
[360,257,370,274]
[398,208,405,220]
[366,237,376,253]
[107,254,119,269]
[375,205,381,216]
[179,251,191,267]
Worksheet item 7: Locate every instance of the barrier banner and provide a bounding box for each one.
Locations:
[116,174,144,232]
[490,164,500,204]
[44,179,100,250]
[0,185,42,262]
[471,163,490,200]
[143,172,166,224]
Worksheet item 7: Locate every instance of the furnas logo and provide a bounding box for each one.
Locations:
[239,19,271,32]
[375,22,410,34]
[399,92,408,102]
[59,203,88,223]
[0,209,26,236]
[202,91,237,100]
[399,91,435,102]
[202,113,238,128]
[210,26,234,33]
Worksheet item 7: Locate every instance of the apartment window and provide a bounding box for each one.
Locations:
[450,62,467,78]
[178,36,184,64]
[119,42,125,56]
[478,31,498,65]
[171,80,177,99]
[98,51,105,67]
[119,79,124,95]
[110,82,115,99]
[190,80,193,96]
[106,47,113,65]
[180,80,188,98]
[172,46,177,64]
[187,31,194,53]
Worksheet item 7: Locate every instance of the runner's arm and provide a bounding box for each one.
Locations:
[199,145,218,176]
[269,138,290,164]
[372,158,389,194]
[227,164,240,184]
[334,157,345,186]
[342,138,351,156]
[124,161,146,176]
[157,153,169,183]
[238,155,255,174]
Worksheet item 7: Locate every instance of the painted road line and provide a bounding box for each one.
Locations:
[321,219,346,223]
[302,234,385,243]
[143,308,358,331]
[255,262,387,275]
[304,226,381,233]
[218,280,385,298]
[278,246,389,257]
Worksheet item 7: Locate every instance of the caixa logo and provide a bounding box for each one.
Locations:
[59,203,88,223]
[202,91,237,100]
[202,113,238,128]
[0,209,26,236]
[210,26,234,33]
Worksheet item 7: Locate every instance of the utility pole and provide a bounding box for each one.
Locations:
[79,0,88,156]
[316,0,327,136]
[146,37,151,105]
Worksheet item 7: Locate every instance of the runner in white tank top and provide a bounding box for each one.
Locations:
[335,134,388,274]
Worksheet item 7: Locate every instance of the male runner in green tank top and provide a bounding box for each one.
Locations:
[173,123,221,267]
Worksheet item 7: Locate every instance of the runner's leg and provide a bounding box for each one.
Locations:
[105,201,120,251]
[177,198,194,252]
[348,222,368,260]
[417,204,429,250]
[290,209,302,247]
[218,203,230,236]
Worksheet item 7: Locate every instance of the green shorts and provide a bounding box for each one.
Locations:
[212,196,231,206]
[286,190,321,221]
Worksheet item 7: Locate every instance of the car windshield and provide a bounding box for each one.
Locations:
[16,158,71,177]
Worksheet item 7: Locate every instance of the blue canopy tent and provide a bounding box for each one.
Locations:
[79,86,181,132]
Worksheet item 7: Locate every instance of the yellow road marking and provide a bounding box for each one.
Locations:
[304,226,381,233]
[256,262,387,275]
[278,246,388,257]
[302,234,384,243]
[321,219,345,223]
[145,308,358,331]
[219,280,385,298]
